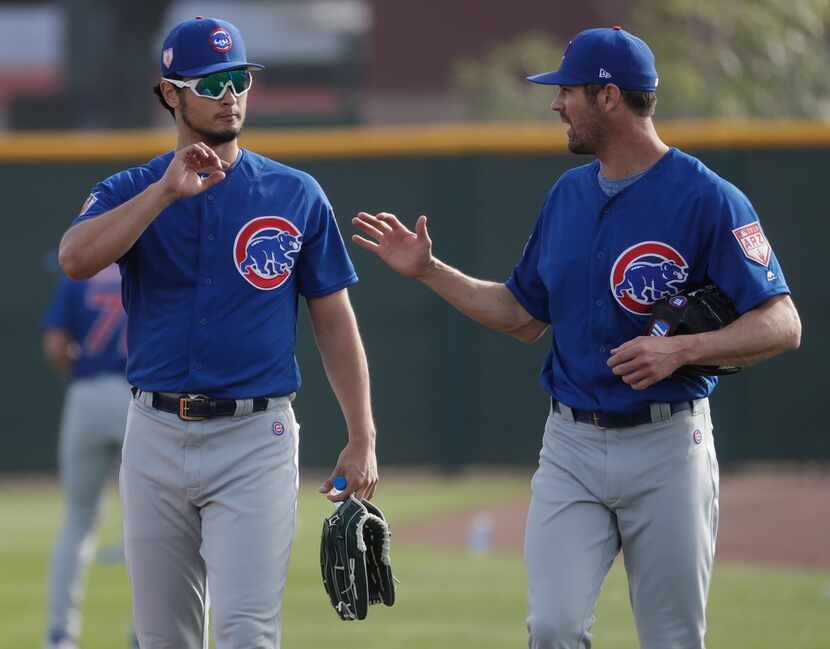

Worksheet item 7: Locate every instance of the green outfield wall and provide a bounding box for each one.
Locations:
[1,121,825,472]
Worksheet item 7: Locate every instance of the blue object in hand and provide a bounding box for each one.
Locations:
[333,476,348,491]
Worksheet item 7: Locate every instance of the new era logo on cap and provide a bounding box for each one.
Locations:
[599,68,612,79]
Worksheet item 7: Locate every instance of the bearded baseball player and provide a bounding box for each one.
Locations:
[353,27,801,649]
[42,264,134,649]
[58,17,378,649]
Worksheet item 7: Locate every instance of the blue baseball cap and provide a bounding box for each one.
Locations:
[528,27,658,92]
[160,17,264,78]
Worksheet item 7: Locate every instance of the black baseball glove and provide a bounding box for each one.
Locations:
[646,284,741,376]
[320,495,396,621]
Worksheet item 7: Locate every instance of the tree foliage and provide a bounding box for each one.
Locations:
[449,0,830,120]
[450,33,564,121]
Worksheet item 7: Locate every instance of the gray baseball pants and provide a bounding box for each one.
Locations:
[120,391,299,649]
[47,373,132,643]
[525,399,718,649]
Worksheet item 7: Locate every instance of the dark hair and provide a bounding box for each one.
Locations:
[584,84,657,117]
[153,76,182,119]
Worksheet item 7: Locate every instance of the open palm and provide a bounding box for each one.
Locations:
[352,212,432,278]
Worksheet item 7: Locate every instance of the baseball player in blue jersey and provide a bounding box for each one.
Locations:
[42,264,133,649]
[57,17,378,649]
[353,27,801,649]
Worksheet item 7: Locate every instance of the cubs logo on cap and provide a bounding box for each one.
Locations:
[610,241,689,315]
[209,27,233,53]
[234,216,303,291]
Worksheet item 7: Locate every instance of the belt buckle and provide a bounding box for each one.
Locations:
[179,395,209,421]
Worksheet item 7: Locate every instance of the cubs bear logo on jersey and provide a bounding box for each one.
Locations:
[611,241,689,315]
[210,27,233,53]
[234,216,303,290]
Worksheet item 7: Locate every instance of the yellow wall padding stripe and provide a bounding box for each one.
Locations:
[1,120,829,162]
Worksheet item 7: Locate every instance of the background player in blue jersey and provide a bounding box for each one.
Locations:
[42,264,133,649]
[57,17,378,649]
[353,27,802,649]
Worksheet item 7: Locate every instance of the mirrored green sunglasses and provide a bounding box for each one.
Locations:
[162,69,253,99]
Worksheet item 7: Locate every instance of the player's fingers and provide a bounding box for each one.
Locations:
[609,357,644,375]
[630,375,657,390]
[187,143,211,164]
[351,234,380,251]
[415,214,431,243]
[609,337,638,355]
[193,143,224,170]
[361,213,394,233]
[364,476,378,500]
[352,217,386,240]
[621,368,652,386]
[192,141,214,159]
[608,341,644,366]
[376,212,406,232]
[201,170,226,189]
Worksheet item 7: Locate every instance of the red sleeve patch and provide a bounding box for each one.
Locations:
[731,221,771,267]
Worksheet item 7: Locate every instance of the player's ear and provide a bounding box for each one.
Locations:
[160,81,182,109]
[601,84,623,112]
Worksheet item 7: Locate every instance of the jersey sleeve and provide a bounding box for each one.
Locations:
[505,205,551,324]
[72,172,135,225]
[702,182,790,314]
[42,276,76,332]
[295,181,358,298]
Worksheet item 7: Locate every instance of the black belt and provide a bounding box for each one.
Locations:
[132,388,270,421]
[552,399,693,429]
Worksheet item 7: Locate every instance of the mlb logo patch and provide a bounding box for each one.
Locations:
[649,319,671,337]
[732,221,771,267]
[162,47,173,69]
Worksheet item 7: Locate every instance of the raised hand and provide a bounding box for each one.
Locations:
[158,142,229,200]
[352,212,433,279]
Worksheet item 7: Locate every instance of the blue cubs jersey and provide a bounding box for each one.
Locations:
[43,264,127,381]
[507,148,790,413]
[73,149,357,398]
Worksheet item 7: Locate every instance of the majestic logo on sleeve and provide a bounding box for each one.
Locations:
[209,27,233,53]
[732,221,771,267]
[611,241,689,315]
[234,216,303,290]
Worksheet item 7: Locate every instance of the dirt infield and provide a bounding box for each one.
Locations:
[396,466,830,568]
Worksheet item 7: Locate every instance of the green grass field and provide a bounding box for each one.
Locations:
[2,473,828,649]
